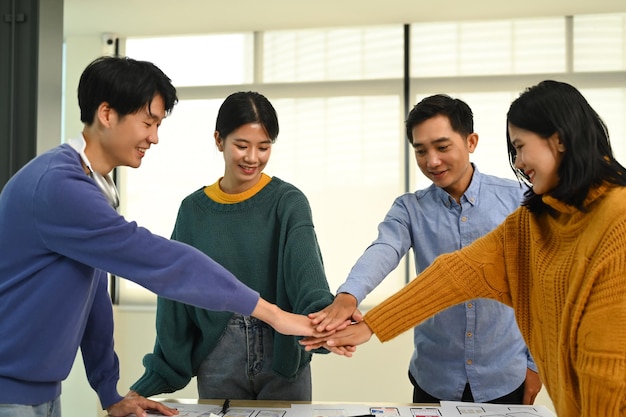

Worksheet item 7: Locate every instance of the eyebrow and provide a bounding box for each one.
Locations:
[412,137,450,148]
[233,137,272,144]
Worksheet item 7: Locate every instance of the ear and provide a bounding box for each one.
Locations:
[214,131,223,151]
[466,132,479,153]
[96,102,114,127]
[550,132,566,152]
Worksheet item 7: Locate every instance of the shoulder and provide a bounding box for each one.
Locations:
[269,177,308,201]
[593,185,626,220]
[269,177,314,216]
[475,171,526,204]
[477,171,523,190]
[412,183,439,201]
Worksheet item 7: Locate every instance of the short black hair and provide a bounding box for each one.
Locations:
[78,56,178,125]
[405,94,474,143]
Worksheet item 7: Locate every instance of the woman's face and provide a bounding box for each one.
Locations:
[508,123,565,195]
[215,122,272,194]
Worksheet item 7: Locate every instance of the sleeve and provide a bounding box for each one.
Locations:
[575,222,626,417]
[364,222,511,342]
[130,297,200,397]
[79,272,124,409]
[526,349,538,373]
[35,166,259,315]
[277,188,335,316]
[337,196,414,304]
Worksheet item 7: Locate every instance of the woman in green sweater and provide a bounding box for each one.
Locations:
[131,91,335,400]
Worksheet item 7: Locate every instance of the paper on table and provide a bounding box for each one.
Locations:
[439,401,556,417]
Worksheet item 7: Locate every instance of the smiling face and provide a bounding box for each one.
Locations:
[508,123,565,195]
[412,114,477,202]
[85,94,165,175]
[216,122,273,194]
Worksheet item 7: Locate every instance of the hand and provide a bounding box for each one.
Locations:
[309,293,362,332]
[106,392,178,417]
[300,320,373,354]
[251,298,338,338]
[522,368,542,405]
[321,343,359,357]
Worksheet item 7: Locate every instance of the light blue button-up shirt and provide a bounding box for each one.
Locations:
[338,165,536,402]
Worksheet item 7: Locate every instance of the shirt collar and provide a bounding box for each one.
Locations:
[435,163,480,207]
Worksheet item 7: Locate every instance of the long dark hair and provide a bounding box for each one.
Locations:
[506,80,626,214]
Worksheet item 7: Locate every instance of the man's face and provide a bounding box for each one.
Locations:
[411,114,477,201]
[100,94,166,172]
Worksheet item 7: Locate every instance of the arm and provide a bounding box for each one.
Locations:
[79,276,182,415]
[523,349,541,404]
[311,196,415,331]
[366,224,511,343]
[37,167,260,316]
[523,368,542,405]
[252,298,334,337]
[302,223,511,351]
[79,273,123,409]
[575,224,626,416]
[277,189,336,319]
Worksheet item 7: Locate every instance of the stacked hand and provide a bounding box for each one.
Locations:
[298,293,373,356]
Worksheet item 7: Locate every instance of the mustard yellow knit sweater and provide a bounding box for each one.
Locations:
[365,184,626,417]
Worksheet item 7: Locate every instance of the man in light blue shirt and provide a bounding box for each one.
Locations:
[311,94,542,404]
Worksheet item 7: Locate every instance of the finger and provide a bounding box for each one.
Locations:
[299,336,329,346]
[309,311,328,325]
[325,345,357,357]
[333,319,353,331]
[150,400,179,416]
[301,341,326,350]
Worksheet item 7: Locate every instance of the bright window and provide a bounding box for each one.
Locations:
[263,26,403,82]
[574,14,626,71]
[411,18,566,76]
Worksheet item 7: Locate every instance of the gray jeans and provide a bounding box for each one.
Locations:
[197,314,311,400]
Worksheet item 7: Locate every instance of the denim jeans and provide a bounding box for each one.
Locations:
[0,397,61,417]
[197,314,311,400]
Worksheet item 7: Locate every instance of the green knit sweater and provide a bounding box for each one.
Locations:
[131,177,333,397]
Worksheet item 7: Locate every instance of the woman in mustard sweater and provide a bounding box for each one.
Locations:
[304,80,626,417]
[131,91,335,401]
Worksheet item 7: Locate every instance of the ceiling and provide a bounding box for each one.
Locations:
[64,0,626,38]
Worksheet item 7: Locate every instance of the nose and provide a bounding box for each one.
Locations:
[513,152,523,169]
[148,126,159,145]
[244,147,258,162]
[426,151,441,168]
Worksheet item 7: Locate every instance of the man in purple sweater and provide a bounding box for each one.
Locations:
[0,56,328,417]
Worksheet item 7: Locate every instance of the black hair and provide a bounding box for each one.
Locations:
[405,94,474,143]
[507,80,626,214]
[78,56,178,124]
[215,91,279,142]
